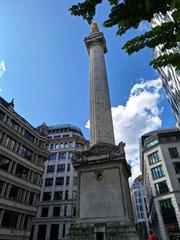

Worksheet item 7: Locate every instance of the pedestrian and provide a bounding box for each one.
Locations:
[147,230,159,240]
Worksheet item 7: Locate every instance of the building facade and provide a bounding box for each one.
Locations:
[31,124,89,240]
[152,12,180,127]
[131,175,150,240]
[140,128,180,240]
[0,97,49,240]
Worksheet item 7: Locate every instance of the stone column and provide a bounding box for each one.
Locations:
[85,25,115,146]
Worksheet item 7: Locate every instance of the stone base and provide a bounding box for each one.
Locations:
[69,223,140,240]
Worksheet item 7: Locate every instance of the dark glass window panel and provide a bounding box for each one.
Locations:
[23,215,29,230]
[57,164,65,172]
[50,224,59,240]
[20,145,33,160]
[0,154,11,171]
[66,176,70,185]
[9,119,20,132]
[0,110,5,121]
[155,181,169,195]
[41,207,49,217]
[49,153,57,160]
[58,152,66,160]
[67,163,71,171]
[54,191,63,200]
[62,224,66,238]
[29,192,35,205]
[65,191,69,200]
[9,185,23,202]
[43,192,51,201]
[159,199,178,224]
[4,136,16,151]
[1,210,18,228]
[30,225,34,240]
[47,165,55,173]
[45,178,53,186]
[15,163,29,180]
[24,130,34,143]
[56,177,64,185]
[53,207,60,217]
[37,225,47,240]
[169,147,179,158]
[174,162,180,174]
[0,180,4,194]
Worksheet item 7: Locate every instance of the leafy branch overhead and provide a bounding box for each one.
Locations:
[70,0,180,70]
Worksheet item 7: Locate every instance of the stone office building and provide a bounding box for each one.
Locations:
[140,128,180,239]
[0,97,49,240]
[31,124,89,240]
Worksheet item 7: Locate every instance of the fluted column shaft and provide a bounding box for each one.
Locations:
[85,31,115,146]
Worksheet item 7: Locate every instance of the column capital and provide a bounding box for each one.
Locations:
[85,31,107,54]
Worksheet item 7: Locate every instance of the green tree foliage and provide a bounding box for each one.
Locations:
[70,0,180,70]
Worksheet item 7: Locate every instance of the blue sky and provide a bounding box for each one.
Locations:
[0,1,176,178]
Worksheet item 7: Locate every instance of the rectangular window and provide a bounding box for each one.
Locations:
[53,207,61,217]
[37,225,47,240]
[43,192,51,201]
[65,191,69,200]
[0,110,5,121]
[0,154,11,172]
[72,191,77,200]
[4,136,16,151]
[169,147,179,158]
[15,163,29,180]
[148,151,160,165]
[67,163,71,171]
[9,119,20,132]
[57,164,65,172]
[59,152,66,160]
[73,177,77,185]
[19,145,33,160]
[54,191,63,200]
[41,207,49,217]
[50,224,59,240]
[146,139,159,149]
[151,165,165,180]
[47,165,55,173]
[0,180,5,195]
[1,210,18,228]
[66,176,70,185]
[45,178,53,186]
[174,162,180,174]
[155,180,169,195]
[64,206,67,216]
[159,198,178,224]
[62,223,66,238]
[24,130,34,143]
[56,177,64,185]
[49,153,57,161]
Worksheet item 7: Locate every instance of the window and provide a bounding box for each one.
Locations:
[37,225,47,240]
[73,206,76,217]
[60,143,64,148]
[69,142,73,148]
[68,152,73,159]
[32,173,39,184]
[24,130,34,143]
[56,177,64,185]
[4,136,16,151]
[45,178,53,186]
[9,185,24,202]
[151,165,165,179]
[62,223,66,238]
[55,143,59,149]
[20,145,33,160]
[50,224,59,240]
[64,143,69,148]
[9,119,20,132]
[50,144,54,150]
[0,154,11,172]
[41,207,49,217]
[173,162,180,174]
[47,165,55,173]
[43,192,51,201]
[54,191,63,200]
[155,181,169,195]
[66,176,70,185]
[0,180,5,195]
[73,177,77,185]
[65,191,69,200]
[59,152,66,160]
[67,163,71,171]
[148,151,160,165]
[1,210,18,228]
[28,192,35,205]
[49,153,57,160]
[159,198,178,224]
[15,163,29,180]
[146,139,159,149]
[72,191,77,200]
[169,147,179,158]
[0,110,5,121]
[57,164,65,172]
[64,206,67,216]
[53,207,61,217]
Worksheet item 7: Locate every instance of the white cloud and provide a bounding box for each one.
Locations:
[138,21,150,32]
[0,60,6,77]
[86,78,163,183]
